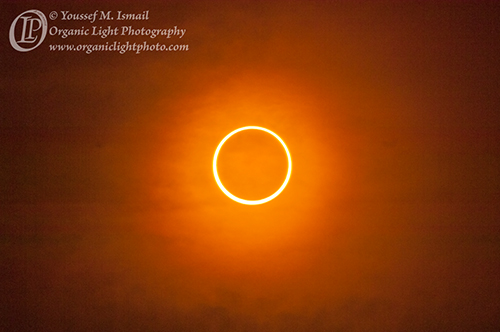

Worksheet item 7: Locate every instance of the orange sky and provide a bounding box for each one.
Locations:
[2,1,500,331]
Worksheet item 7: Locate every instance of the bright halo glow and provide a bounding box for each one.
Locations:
[213,126,292,205]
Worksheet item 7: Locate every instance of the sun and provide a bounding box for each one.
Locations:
[213,126,292,205]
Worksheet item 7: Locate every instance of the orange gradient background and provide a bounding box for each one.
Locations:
[1,1,499,331]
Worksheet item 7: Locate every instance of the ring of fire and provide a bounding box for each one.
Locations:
[213,126,292,205]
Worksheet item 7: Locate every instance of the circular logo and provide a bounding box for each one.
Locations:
[10,10,48,52]
[213,126,292,205]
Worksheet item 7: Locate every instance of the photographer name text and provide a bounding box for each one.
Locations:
[48,10,185,39]
[58,10,150,23]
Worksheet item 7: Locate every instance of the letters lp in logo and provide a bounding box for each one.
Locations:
[10,10,48,52]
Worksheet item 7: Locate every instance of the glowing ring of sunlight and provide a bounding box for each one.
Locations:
[213,126,292,205]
